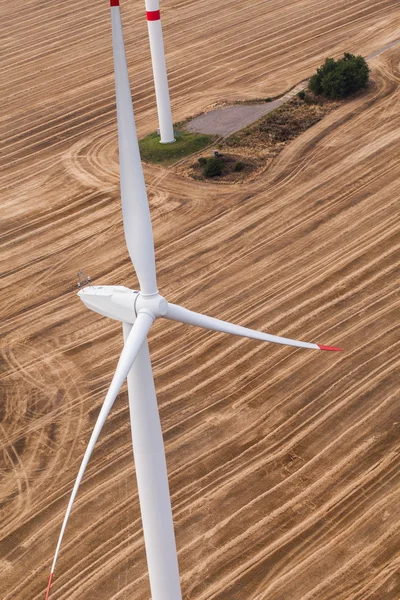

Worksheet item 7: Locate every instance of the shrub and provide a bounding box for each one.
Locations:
[233,161,244,172]
[308,53,369,99]
[304,93,315,105]
[198,156,207,166]
[265,97,272,102]
[297,90,306,100]
[203,156,223,177]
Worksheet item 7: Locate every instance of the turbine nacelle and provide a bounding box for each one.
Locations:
[78,286,168,323]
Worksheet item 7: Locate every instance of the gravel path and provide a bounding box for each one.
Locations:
[185,100,283,137]
[366,38,400,59]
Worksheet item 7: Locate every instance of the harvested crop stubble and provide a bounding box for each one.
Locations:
[1,0,400,597]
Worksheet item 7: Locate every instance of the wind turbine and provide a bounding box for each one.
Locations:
[144,0,175,143]
[44,1,342,598]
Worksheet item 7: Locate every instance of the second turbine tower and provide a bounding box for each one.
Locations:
[145,0,175,143]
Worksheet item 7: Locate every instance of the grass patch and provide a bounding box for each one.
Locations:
[139,130,215,165]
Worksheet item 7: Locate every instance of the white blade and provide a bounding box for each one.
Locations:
[164,303,342,351]
[110,1,158,295]
[44,311,154,599]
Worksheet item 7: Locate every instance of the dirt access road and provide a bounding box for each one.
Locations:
[1,0,400,599]
[186,39,400,137]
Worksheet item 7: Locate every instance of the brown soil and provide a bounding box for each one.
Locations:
[222,95,341,154]
[1,1,400,600]
[179,95,342,183]
[182,154,257,184]
[183,39,400,142]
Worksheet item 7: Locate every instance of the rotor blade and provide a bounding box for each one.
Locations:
[164,303,342,351]
[44,311,154,599]
[110,1,158,295]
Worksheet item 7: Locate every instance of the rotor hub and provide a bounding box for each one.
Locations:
[135,293,168,319]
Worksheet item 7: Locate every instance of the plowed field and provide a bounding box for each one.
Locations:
[1,1,399,599]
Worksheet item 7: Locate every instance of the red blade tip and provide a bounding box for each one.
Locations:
[110,0,119,6]
[317,344,343,352]
[45,572,53,600]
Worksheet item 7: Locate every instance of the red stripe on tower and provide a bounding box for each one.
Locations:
[110,0,120,6]
[146,10,161,20]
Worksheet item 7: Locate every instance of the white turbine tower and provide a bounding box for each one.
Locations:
[44,1,342,598]
[145,0,175,143]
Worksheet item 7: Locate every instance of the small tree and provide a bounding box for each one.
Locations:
[203,157,223,177]
[308,53,369,99]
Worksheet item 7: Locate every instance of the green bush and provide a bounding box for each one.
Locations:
[203,157,223,177]
[198,156,207,166]
[265,97,272,102]
[297,90,306,100]
[233,161,244,172]
[308,53,369,99]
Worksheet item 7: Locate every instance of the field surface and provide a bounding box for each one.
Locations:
[1,1,400,599]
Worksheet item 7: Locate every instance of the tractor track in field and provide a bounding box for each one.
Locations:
[1,1,400,599]
[186,38,400,138]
